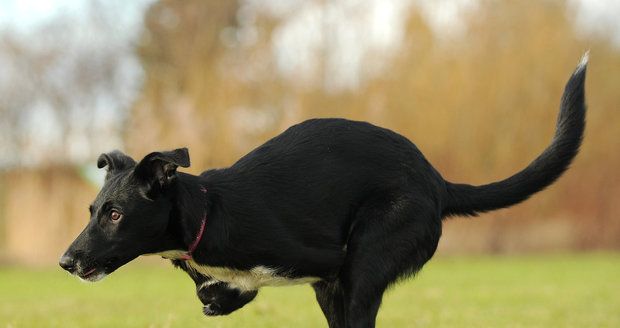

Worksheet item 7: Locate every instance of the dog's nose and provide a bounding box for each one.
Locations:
[59,254,76,272]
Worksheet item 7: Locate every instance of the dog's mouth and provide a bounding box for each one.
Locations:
[77,266,107,282]
[62,255,130,283]
[80,267,97,278]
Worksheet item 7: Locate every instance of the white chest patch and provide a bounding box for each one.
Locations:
[149,250,320,291]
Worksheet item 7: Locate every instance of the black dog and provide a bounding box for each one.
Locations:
[60,55,587,327]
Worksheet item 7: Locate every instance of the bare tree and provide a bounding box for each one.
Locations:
[0,0,149,168]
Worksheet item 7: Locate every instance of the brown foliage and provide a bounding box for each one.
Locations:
[125,0,620,253]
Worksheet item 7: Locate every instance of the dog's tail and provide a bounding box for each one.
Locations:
[442,53,588,218]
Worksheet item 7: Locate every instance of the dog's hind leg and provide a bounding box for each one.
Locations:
[340,195,442,328]
[312,280,346,328]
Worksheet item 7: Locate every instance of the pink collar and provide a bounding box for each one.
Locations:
[179,215,206,261]
[179,186,208,261]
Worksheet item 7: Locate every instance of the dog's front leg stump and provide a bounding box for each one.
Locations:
[196,280,258,316]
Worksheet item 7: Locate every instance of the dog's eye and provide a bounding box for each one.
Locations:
[110,210,123,222]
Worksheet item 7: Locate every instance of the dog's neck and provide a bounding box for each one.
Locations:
[158,173,211,256]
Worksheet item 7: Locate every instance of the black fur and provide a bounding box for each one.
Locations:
[60,58,587,327]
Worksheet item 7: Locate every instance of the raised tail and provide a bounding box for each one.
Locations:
[442,53,588,217]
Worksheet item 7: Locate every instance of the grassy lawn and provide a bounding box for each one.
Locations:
[1,253,619,327]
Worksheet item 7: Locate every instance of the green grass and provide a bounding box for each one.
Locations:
[1,253,619,327]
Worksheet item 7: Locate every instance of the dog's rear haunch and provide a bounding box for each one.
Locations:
[60,55,587,328]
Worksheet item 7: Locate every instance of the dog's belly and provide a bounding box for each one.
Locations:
[188,261,320,291]
[151,251,320,291]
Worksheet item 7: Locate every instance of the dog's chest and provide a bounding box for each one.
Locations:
[154,250,320,291]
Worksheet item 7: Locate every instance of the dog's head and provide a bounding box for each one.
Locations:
[59,148,190,281]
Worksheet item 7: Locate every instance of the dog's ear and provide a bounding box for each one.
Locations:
[134,148,190,192]
[97,151,136,175]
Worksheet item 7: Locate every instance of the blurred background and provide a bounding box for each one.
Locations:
[0,0,619,326]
